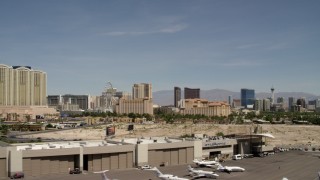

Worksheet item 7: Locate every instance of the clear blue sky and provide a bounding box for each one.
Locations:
[1,0,319,95]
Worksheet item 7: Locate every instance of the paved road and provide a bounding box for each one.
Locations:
[20,151,320,180]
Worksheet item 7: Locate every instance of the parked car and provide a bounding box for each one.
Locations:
[10,172,24,179]
[232,154,243,160]
[69,168,82,174]
[139,165,152,170]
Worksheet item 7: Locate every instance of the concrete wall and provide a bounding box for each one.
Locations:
[193,140,203,160]
[83,145,135,154]
[136,144,148,166]
[8,148,23,176]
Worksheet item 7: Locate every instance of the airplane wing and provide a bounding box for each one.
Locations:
[93,170,110,180]
[205,164,217,168]
[192,173,206,179]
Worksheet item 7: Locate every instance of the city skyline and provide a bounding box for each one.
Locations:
[1,1,319,95]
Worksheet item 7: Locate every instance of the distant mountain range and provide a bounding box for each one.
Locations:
[153,89,320,106]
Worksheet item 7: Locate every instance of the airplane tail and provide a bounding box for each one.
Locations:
[217,163,224,170]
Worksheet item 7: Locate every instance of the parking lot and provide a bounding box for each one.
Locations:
[22,151,320,180]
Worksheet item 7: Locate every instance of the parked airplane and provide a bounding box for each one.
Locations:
[193,159,219,168]
[151,167,189,180]
[94,170,114,180]
[217,164,245,173]
[187,165,219,179]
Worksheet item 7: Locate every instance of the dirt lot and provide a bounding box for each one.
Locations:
[20,123,320,147]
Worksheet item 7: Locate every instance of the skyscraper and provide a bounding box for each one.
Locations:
[0,64,47,106]
[132,83,152,99]
[184,87,200,99]
[228,95,233,107]
[288,97,296,109]
[254,99,263,111]
[174,87,181,107]
[297,98,306,108]
[241,88,255,108]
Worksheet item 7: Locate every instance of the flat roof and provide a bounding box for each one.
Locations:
[117,137,184,145]
[13,140,116,151]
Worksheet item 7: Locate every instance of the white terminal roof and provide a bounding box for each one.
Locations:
[14,140,116,151]
[119,137,183,144]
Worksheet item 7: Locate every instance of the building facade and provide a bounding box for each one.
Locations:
[0,138,202,178]
[0,64,57,120]
[179,99,231,117]
[184,87,200,99]
[254,99,263,111]
[263,99,271,111]
[132,83,152,99]
[0,64,47,106]
[288,97,296,111]
[47,95,91,111]
[174,87,181,107]
[115,98,153,115]
[241,88,255,108]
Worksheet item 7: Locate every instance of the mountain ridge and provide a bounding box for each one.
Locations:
[153,89,320,106]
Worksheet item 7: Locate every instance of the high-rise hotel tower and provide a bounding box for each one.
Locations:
[0,64,47,106]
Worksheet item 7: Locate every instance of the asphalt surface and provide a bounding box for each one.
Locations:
[15,151,320,180]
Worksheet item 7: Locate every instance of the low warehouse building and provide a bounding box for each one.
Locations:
[3,140,135,178]
[0,137,202,178]
[114,137,202,167]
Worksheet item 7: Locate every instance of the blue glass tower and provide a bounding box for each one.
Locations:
[241,89,255,108]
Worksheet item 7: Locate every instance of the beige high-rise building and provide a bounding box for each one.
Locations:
[115,98,153,115]
[179,98,231,117]
[115,83,153,115]
[0,64,47,106]
[132,83,152,99]
[0,64,57,121]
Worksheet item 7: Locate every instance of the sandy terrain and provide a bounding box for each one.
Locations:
[20,123,320,147]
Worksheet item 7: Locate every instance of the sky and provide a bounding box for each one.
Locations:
[0,0,320,95]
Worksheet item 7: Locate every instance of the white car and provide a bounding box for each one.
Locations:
[140,165,152,170]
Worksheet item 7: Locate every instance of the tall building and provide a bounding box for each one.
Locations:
[315,99,320,108]
[0,64,57,121]
[241,88,255,108]
[132,83,152,99]
[0,64,47,106]
[297,98,306,108]
[288,97,296,109]
[228,95,233,108]
[277,97,284,104]
[115,98,153,115]
[174,87,181,107]
[270,86,275,105]
[263,99,271,111]
[254,99,263,111]
[184,87,200,99]
[179,99,230,117]
[115,83,153,115]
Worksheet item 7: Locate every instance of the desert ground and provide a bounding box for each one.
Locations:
[19,123,320,147]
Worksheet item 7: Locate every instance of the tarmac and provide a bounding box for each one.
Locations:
[21,150,320,180]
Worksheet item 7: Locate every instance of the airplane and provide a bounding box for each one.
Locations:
[151,167,189,180]
[187,165,219,179]
[193,159,219,168]
[94,170,118,180]
[217,164,245,173]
